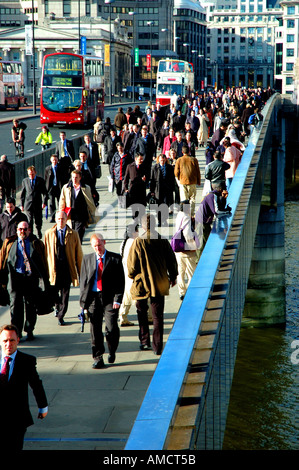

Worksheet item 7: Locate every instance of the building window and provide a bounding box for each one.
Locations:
[286,76,293,85]
[287,19,295,28]
[63,0,71,17]
[286,62,294,71]
[86,0,91,17]
[287,6,295,15]
[287,34,294,42]
[286,49,294,57]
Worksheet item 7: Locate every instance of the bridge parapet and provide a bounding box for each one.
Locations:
[125,93,283,450]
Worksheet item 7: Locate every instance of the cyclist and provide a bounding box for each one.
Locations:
[35,125,53,151]
[11,118,26,158]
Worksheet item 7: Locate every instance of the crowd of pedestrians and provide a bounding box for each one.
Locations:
[0,85,272,449]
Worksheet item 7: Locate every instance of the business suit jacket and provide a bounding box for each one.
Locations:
[44,163,64,194]
[79,250,125,310]
[79,142,100,169]
[20,176,48,211]
[123,162,147,207]
[0,350,48,430]
[54,139,75,161]
[0,233,48,290]
[59,182,99,226]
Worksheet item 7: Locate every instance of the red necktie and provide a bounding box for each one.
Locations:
[0,356,11,384]
[97,257,103,291]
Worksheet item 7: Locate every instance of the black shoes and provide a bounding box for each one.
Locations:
[92,357,105,369]
[26,332,34,341]
[108,352,116,364]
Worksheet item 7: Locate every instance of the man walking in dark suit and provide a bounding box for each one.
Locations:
[0,220,49,341]
[0,324,48,450]
[80,233,125,369]
[134,125,156,180]
[20,165,47,239]
[54,131,75,185]
[0,154,16,213]
[44,155,63,223]
[44,211,83,326]
[79,134,100,173]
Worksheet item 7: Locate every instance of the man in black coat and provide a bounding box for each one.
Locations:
[0,154,15,213]
[0,197,27,247]
[134,125,156,180]
[123,153,147,222]
[150,155,175,227]
[80,234,125,369]
[20,166,47,239]
[79,134,100,172]
[44,155,64,223]
[0,221,49,341]
[0,323,48,450]
[54,131,75,185]
[103,128,122,164]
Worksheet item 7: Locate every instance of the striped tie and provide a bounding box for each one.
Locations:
[21,239,31,275]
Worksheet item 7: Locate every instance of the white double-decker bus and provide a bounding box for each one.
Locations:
[156,59,195,106]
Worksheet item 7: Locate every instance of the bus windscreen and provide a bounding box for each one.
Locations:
[42,87,82,113]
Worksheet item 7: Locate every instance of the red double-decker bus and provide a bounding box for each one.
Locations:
[40,52,104,126]
[0,60,25,110]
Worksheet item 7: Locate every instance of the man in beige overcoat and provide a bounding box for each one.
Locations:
[44,211,83,326]
[127,214,178,355]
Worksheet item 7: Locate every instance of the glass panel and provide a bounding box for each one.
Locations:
[42,87,82,113]
[157,83,184,95]
[158,60,186,72]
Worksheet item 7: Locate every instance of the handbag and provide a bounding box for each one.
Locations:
[95,165,102,179]
[34,281,55,316]
[107,176,114,193]
[170,220,189,253]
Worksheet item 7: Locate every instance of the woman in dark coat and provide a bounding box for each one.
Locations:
[150,154,175,227]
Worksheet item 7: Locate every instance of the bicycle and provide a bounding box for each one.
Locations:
[13,141,24,159]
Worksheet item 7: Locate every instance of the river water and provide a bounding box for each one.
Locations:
[223,201,299,450]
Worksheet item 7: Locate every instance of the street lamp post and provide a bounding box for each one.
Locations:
[183,43,190,63]
[78,0,81,53]
[105,0,114,104]
[129,11,136,103]
[32,0,36,114]
[147,21,154,102]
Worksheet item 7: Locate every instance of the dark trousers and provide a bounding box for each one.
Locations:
[136,296,165,354]
[87,292,120,360]
[54,284,70,321]
[9,273,38,337]
[54,260,71,320]
[2,426,26,451]
[71,220,86,243]
[26,207,43,234]
[48,186,60,221]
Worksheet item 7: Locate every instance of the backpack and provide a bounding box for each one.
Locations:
[96,127,107,143]
[19,122,27,130]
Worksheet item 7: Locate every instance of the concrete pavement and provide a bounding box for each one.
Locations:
[0,147,206,451]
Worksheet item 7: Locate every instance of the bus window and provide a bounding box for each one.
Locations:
[158,61,166,72]
[85,60,91,76]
